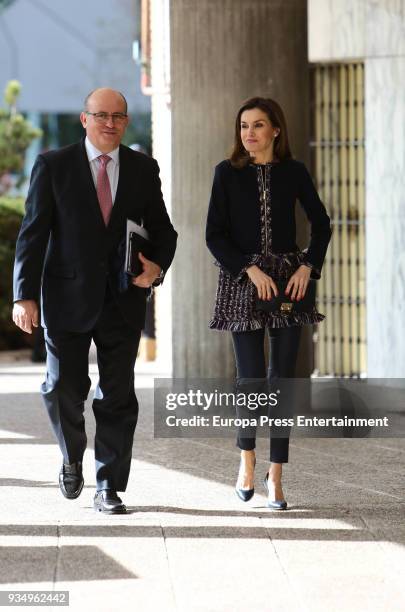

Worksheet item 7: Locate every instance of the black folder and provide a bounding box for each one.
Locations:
[125,231,154,277]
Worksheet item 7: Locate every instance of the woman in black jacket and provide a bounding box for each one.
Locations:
[206,97,332,509]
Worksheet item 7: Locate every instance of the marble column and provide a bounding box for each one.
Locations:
[309,0,405,376]
[169,0,313,378]
[365,5,405,377]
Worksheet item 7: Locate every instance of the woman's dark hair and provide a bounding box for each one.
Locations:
[230,97,293,168]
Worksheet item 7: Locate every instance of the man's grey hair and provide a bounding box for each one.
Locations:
[84,89,128,113]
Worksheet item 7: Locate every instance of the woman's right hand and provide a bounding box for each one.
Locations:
[246,265,278,300]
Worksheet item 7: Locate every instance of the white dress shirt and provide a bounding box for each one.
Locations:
[85,136,120,203]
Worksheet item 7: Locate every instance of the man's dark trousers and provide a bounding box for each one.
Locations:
[41,287,141,492]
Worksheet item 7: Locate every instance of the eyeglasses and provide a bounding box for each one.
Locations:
[85,111,128,124]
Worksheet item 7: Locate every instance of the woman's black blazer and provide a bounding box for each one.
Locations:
[206,158,332,280]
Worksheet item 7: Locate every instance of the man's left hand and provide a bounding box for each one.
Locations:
[131,252,161,288]
[285,264,311,301]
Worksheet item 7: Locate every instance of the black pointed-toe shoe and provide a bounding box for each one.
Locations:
[235,458,256,502]
[263,473,287,510]
[59,461,84,499]
[94,490,127,514]
[235,486,255,502]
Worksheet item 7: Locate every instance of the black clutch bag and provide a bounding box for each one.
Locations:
[255,279,317,314]
[126,231,154,277]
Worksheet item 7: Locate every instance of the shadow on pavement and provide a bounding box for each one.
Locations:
[0,545,136,583]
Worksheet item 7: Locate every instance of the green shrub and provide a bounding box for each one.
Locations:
[0,81,42,184]
[0,196,32,350]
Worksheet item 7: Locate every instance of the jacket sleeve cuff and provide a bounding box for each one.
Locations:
[298,248,322,279]
[233,254,262,283]
[301,260,321,280]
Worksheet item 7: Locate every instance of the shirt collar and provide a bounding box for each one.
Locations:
[85,136,120,165]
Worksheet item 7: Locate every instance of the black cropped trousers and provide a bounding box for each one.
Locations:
[231,325,302,463]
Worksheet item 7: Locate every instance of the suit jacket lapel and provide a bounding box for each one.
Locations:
[77,139,107,231]
[107,144,142,233]
[108,144,127,230]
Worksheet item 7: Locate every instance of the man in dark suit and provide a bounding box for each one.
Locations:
[12,88,177,514]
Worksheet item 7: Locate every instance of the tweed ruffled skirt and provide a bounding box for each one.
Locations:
[209,250,325,332]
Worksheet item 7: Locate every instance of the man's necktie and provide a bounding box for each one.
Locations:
[96,154,113,225]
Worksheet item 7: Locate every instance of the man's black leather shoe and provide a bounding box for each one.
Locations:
[59,461,84,499]
[94,490,127,514]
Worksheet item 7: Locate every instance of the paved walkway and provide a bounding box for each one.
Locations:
[0,353,404,611]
